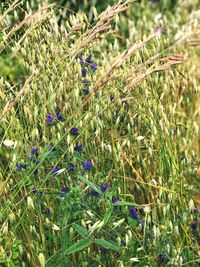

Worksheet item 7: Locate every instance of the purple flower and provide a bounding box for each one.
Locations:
[51,166,60,175]
[78,54,84,64]
[82,67,87,76]
[130,207,138,220]
[74,144,83,152]
[194,208,198,214]
[56,112,63,121]
[100,183,109,192]
[31,189,38,194]
[47,145,53,151]
[191,221,198,231]
[83,160,93,171]
[68,163,75,172]
[82,79,90,84]
[70,128,79,135]
[91,62,97,71]
[86,55,92,63]
[112,197,120,203]
[82,88,89,95]
[31,147,38,155]
[61,187,69,197]
[110,95,114,101]
[16,163,26,171]
[91,190,99,197]
[46,114,54,124]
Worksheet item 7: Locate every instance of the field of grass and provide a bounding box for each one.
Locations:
[0,0,200,266]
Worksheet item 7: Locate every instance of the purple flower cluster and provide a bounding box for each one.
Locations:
[46,114,54,124]
[68,163,75,172]
[91,183,109,197]
[78,54,84,64]
[77,54,97,96]
[82,88,89,95]
[110,95,115,101]
[191,221,198,231]
[86,55,92,63]
[83,160,93,171]
[91,62,97,71]
[47,145,53,151]
[82,67,87,77]
[112,197,120,203]
[31,147,38,155]
[130,207,139,220]
[61,187,69,197]
[92,190,100,197]
[56,112,63,121]
[16,163,26,171]
[74,144,83,152]
[51,166,60,175]
[70,128,79,135]
[46,111,64,125]
[193,208,198,214]
[82,79,90,84]
[100,183,109,192]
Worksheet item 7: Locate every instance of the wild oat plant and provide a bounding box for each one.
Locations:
[0,0,200,266]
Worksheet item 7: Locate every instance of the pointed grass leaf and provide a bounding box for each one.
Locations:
[65,237,93,255]
[77,175,102,194]
[94,239,120,252]
[73,223,87,237]
[73,151,85,162]
[103,207,113,224]
[54,168,66,175]
[113,201,141,207]
[40,151,57,159]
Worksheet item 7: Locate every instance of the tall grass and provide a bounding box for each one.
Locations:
[0,0,199,266]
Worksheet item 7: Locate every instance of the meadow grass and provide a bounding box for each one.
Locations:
[0,0,200,266]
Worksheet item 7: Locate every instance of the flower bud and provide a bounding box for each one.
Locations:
[2,221,8,235]
[70,227,74,239]
[27,196,34,210]
[8,212,16,223]
[174,225,179,236]
[38,253,46,267]
[189,199,194,212]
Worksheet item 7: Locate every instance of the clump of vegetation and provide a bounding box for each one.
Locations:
[0,0,199,266]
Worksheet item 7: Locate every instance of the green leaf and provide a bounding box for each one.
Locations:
[65,237,93,255]
[94,239,120,252]
[103,207,113,224]
[73,224,87,237]
[94,172,104,179]
[128,217,138,228]
[73,151,85,162]
[77,175,101,194]
[113,201,141,207]
[40,151,57,159]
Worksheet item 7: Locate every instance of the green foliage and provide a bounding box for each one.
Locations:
[65,237,93,255]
